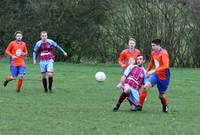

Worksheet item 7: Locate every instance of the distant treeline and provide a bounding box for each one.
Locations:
[0,0,200,67]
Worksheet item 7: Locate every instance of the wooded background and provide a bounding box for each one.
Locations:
[0,0,200,67]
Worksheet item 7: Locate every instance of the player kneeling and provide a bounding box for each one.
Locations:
[113,55,147,112]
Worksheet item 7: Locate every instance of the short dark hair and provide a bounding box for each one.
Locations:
[152,39,161,45]
[137,54,146,61]
[14,31,23,36]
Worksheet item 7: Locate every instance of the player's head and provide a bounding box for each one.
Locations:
[151,39,161,51]
[40,31,48,42]
[128,37,136,49]
[136,55,145,66]
[14,31,23,41]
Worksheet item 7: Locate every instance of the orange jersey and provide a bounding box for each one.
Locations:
[147,48,170,80]
[5,40,28,66]
[118,48,141,69]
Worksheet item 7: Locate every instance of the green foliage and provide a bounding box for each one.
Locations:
[0,0,200,67]
[0,62,200,135]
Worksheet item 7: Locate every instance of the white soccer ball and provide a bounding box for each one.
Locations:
[95,72,106,82]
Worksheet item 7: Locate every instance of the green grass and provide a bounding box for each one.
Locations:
[0,61,200,135]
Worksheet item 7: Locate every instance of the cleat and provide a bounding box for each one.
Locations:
[136,105,143,111]
[44,89,48,93]
[130,108,137,111]
[112,106,119,112]
[49,89,53,93]
[130,104,137,111]
[163,106,168,113]
[16,90,20,93]
[3,80,9,87]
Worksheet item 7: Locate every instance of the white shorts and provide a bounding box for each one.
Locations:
[39,59,54,73]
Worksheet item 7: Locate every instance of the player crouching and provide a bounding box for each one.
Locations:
[113,55,147,112]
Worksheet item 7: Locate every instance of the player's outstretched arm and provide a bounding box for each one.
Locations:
[117,75,126,89]
[146,57,154,72]
[33,42,40,64]
[147,69,155,76]
[50,39,67,57]
[56,45,67,57]
[33,52,37,64]
[63,51,67,57]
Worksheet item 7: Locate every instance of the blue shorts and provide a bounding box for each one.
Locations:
[129,88,139,106]
[10,65,26,78]
[39,60,54,73]
[124,84,139,106]
[148,70,170,95]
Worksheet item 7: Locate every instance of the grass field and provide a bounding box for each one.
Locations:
[0,61,200,135]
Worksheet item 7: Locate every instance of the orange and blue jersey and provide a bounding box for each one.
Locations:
[147,47,170,80]
[118,48,141,69]
[147,47,170,93]
[5,40,28,66]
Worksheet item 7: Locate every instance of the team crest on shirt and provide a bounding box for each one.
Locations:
[129,58,135,65]
[16,49,22,56]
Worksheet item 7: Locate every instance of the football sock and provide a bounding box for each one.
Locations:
[116,92,128,107]
[42,78,48,92]
[138,90,147,107]
[17,78,23,92]
[159,96,168,107]
[127,98,133,105]
[4,77,14,87]
[48,76,53,91]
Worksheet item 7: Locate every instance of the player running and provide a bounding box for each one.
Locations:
[113,55,147,112]
[3,31,28,92]
[138,39,170,112]
[118,37,141,73]
[33,31,67,93]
